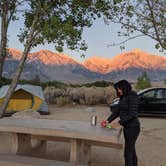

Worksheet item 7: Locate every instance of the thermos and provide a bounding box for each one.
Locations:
[91,115,97,126]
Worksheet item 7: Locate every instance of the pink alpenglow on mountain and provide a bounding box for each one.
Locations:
[5,48,166,82]
[28,50,78,65]
[7,47,166,74]
[7,48,22,60]
[7,48,80,66]
[83,56,112,74]
[83,49,166,74]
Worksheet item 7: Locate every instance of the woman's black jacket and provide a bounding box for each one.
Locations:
[107,91,140,128]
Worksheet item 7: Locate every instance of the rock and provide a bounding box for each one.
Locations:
[12,109,40,119]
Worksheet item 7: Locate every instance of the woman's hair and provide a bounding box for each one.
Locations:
[114,80,132,97]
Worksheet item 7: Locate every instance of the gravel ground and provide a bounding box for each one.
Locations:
[37,105,166,166]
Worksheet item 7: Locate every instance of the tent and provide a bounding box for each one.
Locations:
[0,84,49,115]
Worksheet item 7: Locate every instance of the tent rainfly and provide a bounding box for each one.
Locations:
[0,84,49,115]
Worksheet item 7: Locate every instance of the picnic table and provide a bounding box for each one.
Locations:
[0,118,123,165]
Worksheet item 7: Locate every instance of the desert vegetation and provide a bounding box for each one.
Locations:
[1,77,165,106]
[44,85,116,106]
[135,72,152,90]
[0,78,116,106]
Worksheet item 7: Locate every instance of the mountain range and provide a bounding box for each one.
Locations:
[3,48,166,83]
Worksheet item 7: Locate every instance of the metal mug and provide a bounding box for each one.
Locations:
[91,115,97,126]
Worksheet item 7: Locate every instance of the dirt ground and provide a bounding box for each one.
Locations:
[34,105,166,166]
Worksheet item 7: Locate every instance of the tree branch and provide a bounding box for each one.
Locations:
[7,1,17,26]
[112,20,157,41]
[107,34,145,47]
[145,0,165,49]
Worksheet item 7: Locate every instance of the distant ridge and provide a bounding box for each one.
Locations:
[83,49,166,73]
[3,48,166,83]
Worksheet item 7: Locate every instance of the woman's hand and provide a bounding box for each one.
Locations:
[100,120,109,127]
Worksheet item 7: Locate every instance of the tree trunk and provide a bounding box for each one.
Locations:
[0,43,32,117]
[0,5,39,117]
[0,0,8,81]
[0,56,6,80]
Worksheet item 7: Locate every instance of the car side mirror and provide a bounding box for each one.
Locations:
[139,96,145,103]
[139,96,150,104]
[139,96,144,100]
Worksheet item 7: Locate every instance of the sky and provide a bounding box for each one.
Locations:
[7,16,165,63]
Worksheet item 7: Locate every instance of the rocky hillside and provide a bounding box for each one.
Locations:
[3,48,166,83]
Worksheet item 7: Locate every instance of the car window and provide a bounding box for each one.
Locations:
[142,90,155,98]
[163,89,166,99]
[155,89,163,99]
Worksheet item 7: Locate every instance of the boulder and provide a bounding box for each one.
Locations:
[12,109,40,119]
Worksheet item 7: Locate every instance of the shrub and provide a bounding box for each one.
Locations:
[104,86,117,104]
[44,87,65,104]
[56,96,72,106]
[44,85,116,105]
[135,71,151,90]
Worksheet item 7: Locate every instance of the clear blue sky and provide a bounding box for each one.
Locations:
[7,17,164,62]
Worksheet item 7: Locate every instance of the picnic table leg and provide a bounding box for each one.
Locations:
[16,134,47,155]
[70,139,91,166]
[0,132,31,155]
[16,133,32,155]
[31,139,47,155]
[0,132,17,154]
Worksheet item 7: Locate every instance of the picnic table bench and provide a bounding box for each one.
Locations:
[0,118,123,165]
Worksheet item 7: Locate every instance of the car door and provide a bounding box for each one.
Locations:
[138,89,157,114]
[139,89,166,115]
[154,89,166,114]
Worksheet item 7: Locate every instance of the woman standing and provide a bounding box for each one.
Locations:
[106,80,140,166]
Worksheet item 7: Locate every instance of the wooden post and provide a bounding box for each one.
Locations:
[70,139,91,166]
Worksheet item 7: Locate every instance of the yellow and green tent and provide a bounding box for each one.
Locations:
[0,84,49,114]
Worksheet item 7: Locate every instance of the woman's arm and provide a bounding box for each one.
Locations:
[107,105,120,123]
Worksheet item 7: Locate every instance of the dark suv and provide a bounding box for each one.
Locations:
[110,87,166,117]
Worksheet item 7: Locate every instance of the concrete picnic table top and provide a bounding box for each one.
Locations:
[0,118,122,146]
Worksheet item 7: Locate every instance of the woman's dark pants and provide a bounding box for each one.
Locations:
[123,126,140,166]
